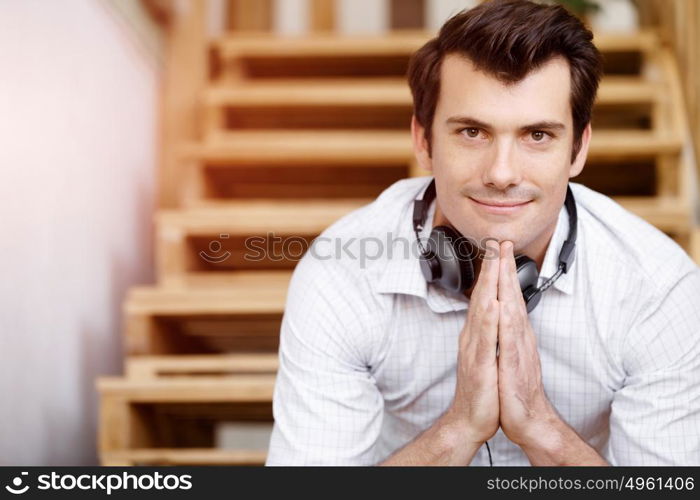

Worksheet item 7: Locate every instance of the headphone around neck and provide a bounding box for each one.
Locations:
[412,178,578,313]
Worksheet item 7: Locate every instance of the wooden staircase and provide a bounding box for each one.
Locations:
[97,2,699,466]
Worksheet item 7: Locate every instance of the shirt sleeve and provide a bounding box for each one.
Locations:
[265,251,384,465]
[608,267,700,465]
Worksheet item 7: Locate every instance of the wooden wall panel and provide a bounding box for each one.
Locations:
[311,0,335,31]
[227,0,273,31]
[390,0,425,29]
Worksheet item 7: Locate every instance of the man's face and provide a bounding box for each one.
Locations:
[412,53,590,256]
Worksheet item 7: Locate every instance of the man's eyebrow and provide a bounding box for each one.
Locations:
[520,120,566,132]
[445,115,492,128]
[445,115,566,132]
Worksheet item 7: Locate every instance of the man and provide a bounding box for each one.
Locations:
[266,0,700,465]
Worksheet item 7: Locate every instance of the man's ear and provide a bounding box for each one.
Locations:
[569,122,591,179]
[411,115,433,174]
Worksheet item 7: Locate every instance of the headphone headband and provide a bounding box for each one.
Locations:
[559,184,577,273]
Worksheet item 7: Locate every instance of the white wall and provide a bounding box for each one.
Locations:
[426,0,477,32]
[337,0,388,35]
[0,0,158,465]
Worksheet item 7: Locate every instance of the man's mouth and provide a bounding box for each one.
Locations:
[469,197,532,214]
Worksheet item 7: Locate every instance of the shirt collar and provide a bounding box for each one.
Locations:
[375,178,469,313]
[375,177,576,312]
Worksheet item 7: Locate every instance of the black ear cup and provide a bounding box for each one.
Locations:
[419,225,477,294]
[515,254,541,313]
[419,230,544,311]
[418,248,441,282]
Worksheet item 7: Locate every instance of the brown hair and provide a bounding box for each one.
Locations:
[407,0,603,163]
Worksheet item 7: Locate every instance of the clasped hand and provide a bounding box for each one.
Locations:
[448,240,559,448]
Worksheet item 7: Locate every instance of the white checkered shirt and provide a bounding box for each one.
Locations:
[266,176,700,466]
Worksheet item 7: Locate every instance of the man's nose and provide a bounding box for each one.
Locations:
[481,139,523,190]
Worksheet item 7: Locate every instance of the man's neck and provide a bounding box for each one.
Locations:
[433,201,558,300]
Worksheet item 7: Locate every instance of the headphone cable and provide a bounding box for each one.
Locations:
[485,440,493,466]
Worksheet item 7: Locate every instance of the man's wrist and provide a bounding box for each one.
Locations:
[519,415,609,466]
[519,415,567,464]
[379,407,487,466]
[437,408,486,459]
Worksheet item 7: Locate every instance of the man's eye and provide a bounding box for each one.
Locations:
[463,128,481,138]
[531,131,548,141]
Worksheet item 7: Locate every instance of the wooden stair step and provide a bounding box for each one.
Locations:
[206,77,410,107]
[155,198,688,240]
[596,76,661,104]
[126,353,279,378]
[101,448,266,466]
[205,76,658,108]
[157,199,368,236]
[590,130,682,157]
[125,273,290,355]
[182,130,412,164]
[97,375,276,403]
[217,30,658,60]
[592,31,658,52]
[126,271,292,316]
[217,30,432,59]
[154,192,688,250]
[182,129,681,164]
[154,194,691,243]
[614,196,691,233]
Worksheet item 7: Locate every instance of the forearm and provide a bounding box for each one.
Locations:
[379,411,482,466]
[521,417,609,466]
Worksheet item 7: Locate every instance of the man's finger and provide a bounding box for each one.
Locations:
[497,241,523,352]
[473,297,500,364]
[497,241,527,335]
[498,241,518,304]
[471,238,500,307]
[506,241,530,315]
